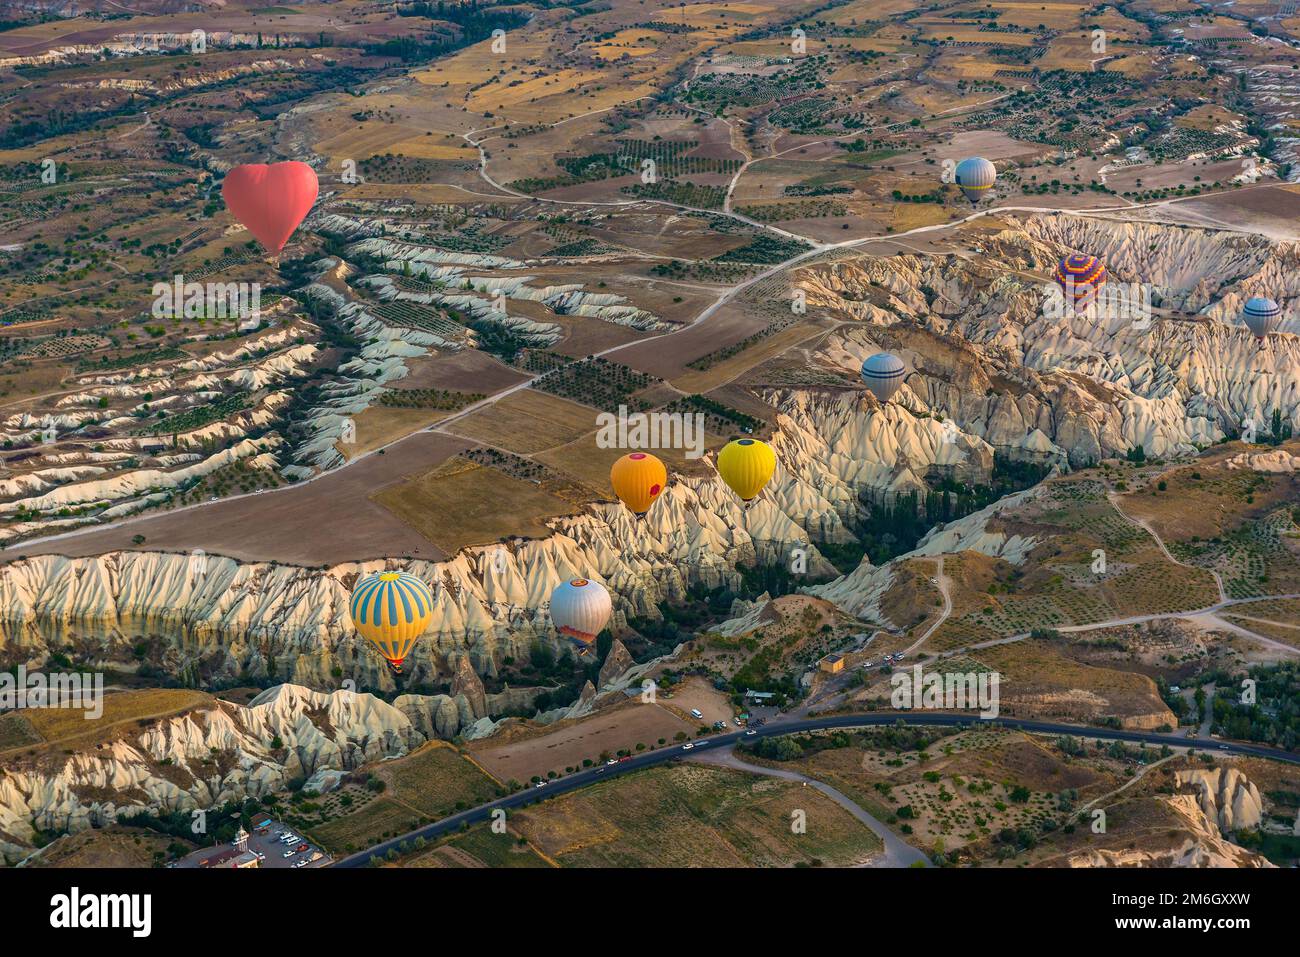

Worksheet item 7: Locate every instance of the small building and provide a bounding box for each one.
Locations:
[744,690,777,701]
[819,653,845,675]
[198,847,260,869]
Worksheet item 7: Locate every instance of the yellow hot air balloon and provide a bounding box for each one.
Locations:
[349,571,434,674]
[610,452,667,516]
[717,437,775,503]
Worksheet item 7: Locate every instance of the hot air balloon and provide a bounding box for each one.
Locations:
[349,571,433,674]
[860,352,906,404]
[610,451,667,516]
[954,157,996,204]
[221,161,319,257]
[717,437,776,504]
[549,578,612,655]
[1242,296,1281,339]
[1054,254,1107,309]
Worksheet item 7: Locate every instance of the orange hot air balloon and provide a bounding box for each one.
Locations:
[610,452,667,516]
[222,162,319,256]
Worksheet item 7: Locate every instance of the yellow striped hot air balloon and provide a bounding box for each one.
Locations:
[610,452,668,517]
[349,571,434,674]
[717,437,776,504]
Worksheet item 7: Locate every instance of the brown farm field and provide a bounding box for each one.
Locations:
[469,696,699,784]
[510,762,884,867]
[372,456,576,552]
[445,389,596,455]
[308,742,502,853]
[7,689,212,757]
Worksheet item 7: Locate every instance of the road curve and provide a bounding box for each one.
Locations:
[332,711,1298,868]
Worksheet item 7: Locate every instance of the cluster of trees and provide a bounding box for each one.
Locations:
[1210,663,1299,750]
[375,2,529,62]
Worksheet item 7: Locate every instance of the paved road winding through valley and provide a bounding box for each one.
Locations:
[333,711,1299,868]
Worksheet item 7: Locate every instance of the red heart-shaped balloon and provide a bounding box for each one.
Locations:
[221,161,319,255]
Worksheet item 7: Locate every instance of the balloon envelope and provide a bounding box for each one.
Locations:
[1242,296,1280,338]
[955,157,996,204]
[610,452,667,515]
[1054,254,1107,306]
[349,571,433,669]
[861,352,906,404]
[717,438,776,502]
[549,578,612,652]
[222,161,319,255]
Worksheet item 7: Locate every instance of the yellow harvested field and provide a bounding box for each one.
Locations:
[413,34,564,85]
[890,202,955,231]
[511,763,883,867]
[586,30,661,59]
[372,457,574,552]
[1038,37,1104,72]
[384,136,479,161]
[825,0,920,22]
[1104,55,1158,79]
[468,68,605,111]
[448,390,596,455]
[651,1,774,19]
[316,123,426,162]
[12,689,211,754]
[990,1,1086,29]
[919,25,1037,45]
[340,406,452,461]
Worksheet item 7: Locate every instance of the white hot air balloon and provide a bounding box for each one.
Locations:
[954,156,996,204]
[860,352,907,404]
[1242,296,1281,339]
[549,578,612,655]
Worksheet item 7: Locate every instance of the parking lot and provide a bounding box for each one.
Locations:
[174,819,332,869]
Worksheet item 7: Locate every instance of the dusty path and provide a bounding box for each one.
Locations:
[1108,491,1227,603]
[904,556,952,657]
[689,745,931,868]
[1078,753,1177,816]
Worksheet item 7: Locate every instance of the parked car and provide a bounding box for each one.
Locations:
[690,709,703,719]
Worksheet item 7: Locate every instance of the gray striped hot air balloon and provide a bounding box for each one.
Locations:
[861,352,907,404]
[549,578,612,656]
[954,156,996,205]
[1242,296,1281,339]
